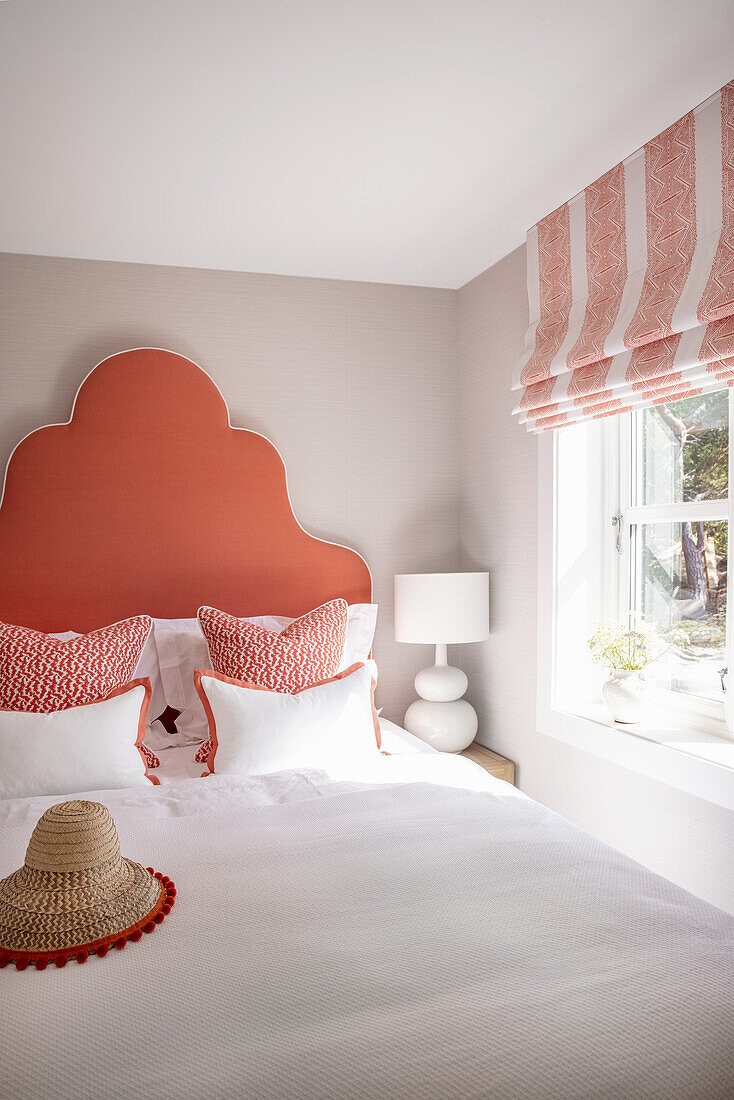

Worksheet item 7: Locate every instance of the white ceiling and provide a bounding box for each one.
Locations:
[1,1,733,288]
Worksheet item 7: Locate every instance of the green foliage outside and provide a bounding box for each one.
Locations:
[641,390,728,661]
[671,388,729,497]
[662,612,727,652]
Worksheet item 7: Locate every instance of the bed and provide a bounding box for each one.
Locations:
[1,350,733,1100]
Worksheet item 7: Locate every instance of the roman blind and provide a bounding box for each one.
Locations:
[513,80,734,432]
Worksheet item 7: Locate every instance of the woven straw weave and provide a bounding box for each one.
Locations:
[0,800,161,952]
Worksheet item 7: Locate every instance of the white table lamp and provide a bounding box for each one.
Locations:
[394,572,489,752]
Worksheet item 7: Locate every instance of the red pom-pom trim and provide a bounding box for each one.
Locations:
[0,870,176,971]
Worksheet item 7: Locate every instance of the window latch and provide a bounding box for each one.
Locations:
[719,667,728,694]
[611,513,624,555]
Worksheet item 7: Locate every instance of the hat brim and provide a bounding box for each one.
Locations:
[0,869,176,971]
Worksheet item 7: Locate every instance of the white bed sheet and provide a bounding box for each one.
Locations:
[150,717,437,782]
[1,753,733,1100]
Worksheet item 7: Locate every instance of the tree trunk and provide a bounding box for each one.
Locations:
[682,521,709,609]
[658,407,710,611]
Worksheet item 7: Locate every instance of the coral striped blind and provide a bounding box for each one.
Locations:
[513,80,734,432]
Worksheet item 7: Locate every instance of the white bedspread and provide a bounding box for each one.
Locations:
[145,717,438,783]
[1,754,733,1100]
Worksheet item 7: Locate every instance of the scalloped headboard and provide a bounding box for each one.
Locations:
[0,348,371,632]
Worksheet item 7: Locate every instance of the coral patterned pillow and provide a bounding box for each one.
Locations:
[140,743,161,769]
[0,616,153,712]
[198,600,348,690]
[195,600,349,764]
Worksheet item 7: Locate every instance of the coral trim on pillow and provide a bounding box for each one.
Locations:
[194,662,382,773]
[0,616,153,712]
[110,677,159,783]
[94,677,160,784]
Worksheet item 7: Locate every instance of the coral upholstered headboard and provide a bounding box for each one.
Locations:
[0,348,371,632]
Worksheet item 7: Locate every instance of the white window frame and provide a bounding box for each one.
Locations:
[611,405,732,735]
[537,409,734,813]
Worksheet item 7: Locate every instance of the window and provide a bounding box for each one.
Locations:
[538,390,734,806]
[618,390,730,715]
[547,386,733,738]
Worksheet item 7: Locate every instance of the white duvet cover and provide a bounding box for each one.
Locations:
[1,753,733,1100]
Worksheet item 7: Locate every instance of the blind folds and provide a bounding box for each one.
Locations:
[513,80,734,432]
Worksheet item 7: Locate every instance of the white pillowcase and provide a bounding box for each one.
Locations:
[196,662,381,778]
[0,682,152,800]
[154,605,378,742]
[339,604,379,669]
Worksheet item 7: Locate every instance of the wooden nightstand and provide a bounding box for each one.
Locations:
[460,742,515,785]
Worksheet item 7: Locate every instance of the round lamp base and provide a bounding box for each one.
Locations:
[403,699,478,753]
[414,662,468,702]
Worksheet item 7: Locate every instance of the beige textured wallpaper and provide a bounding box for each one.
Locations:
[0,252,459,720]
[4,246,733,914]
[457,245,734,914]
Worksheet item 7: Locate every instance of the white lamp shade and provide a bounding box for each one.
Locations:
[394,572,489,645]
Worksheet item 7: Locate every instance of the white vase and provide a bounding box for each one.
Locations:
[601,669,645,724]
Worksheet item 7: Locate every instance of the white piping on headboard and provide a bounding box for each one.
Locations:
[0,346,373,598]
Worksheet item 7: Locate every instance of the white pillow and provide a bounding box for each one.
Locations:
[0,682,154,800]
[155,605,378,742]
[339,604,379,670]
[195,662,381,778]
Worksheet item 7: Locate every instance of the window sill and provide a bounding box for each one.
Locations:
[572,701,734,769]
[539,701,734,812]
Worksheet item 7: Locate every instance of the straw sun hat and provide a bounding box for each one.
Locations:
[0,800,176,971]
